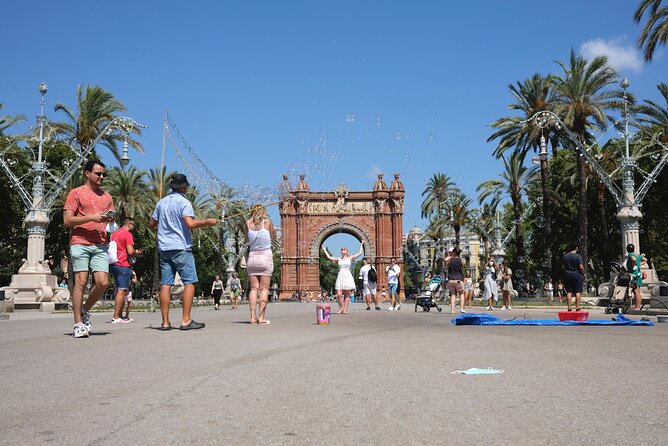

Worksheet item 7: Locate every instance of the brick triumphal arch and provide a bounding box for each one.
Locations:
[279,173,404,299]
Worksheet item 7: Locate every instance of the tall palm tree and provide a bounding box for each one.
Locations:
[488,73,558,284]
[477,152,535,262]
[105,166,150,220]
[634,0,668,62]
[52,84,143,165]
[553,49,625,283]
[421,173,458,219]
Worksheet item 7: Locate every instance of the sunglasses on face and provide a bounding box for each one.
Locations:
[92,172,108,178]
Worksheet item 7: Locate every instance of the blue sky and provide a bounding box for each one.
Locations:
[2,1,666,252]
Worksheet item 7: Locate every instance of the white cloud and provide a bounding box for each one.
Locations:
[580,36,643,73]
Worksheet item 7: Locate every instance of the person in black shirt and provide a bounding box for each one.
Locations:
[445,247,466,314]
[563,242,586,311]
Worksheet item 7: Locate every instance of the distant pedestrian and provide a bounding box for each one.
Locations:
[625,243,645,310]
[563,242,585,311]
[149,173,219,330]
[386,258,401,311]
[463,272,473,308]
[245,204,276,324]
[556,280,564,303]
[360,257,380,310]
[500,260,513,310]
[110,217,142,324]
[544,279,554,303]
[211,275,224,310]
[322,241,364,314]
[229,272,242,310]
[63,159,116,338]
[483,259,498,311]
[445,247,465,314]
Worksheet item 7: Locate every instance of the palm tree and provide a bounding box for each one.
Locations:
[105,166,150,220]
[421,173,459,219]
[0,103,25,136]
[477,152,535,262]
[488,73,558,284]
[51,84,143,165]
[553,49,625,283]
[636,83,668,140]
[448,191,472,248]
[634,0,668,62]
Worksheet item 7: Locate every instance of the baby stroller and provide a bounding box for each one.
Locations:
[415,275,443,312]
[605,261,633,314]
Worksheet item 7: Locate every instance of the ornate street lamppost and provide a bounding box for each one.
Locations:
[0,83,146,310]
[526,78,668,301]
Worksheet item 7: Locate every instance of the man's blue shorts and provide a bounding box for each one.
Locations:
[159,250,198,285]
[111,265,132,290]
[564,272,583,294]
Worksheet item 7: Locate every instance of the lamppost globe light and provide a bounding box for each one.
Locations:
[39,83,48,95]
[620,78,630,89]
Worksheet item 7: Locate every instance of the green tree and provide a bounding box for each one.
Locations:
[553,49,625,283]
[52,84,143,165]
[105,166,150,220]
[0,103,25,136]
[477,151,535,265]
[634,0,668,62]
[488,73,558,284]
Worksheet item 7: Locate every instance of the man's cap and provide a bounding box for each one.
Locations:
[170,173,189,189]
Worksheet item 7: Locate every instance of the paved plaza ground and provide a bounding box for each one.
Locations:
[1,302,667,445]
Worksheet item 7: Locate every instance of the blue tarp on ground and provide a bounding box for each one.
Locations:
[451,313,654,326]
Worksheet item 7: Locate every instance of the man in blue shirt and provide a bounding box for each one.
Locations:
[149,173,219,330]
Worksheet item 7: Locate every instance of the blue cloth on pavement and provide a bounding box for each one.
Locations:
[451,313,653,326]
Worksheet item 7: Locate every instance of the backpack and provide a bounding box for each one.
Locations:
[368,266,377,283]
[107,240,118,264]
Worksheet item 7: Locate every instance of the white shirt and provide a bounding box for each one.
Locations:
[386,265,400,284]
[360,264,371,284]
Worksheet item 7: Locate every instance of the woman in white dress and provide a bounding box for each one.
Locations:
[483,259,498,311]
[322,241,364,314]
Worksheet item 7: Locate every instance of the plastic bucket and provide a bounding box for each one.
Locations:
[316,304,330,325]
[558,311,589,322]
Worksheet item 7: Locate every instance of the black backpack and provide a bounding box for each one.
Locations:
[368,266,377,283]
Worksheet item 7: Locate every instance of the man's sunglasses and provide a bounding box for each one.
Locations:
[92,172,108,178]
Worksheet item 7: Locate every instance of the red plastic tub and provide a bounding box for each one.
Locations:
[558,311,589,322]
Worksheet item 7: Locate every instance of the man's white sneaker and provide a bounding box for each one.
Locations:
[73,323,89,338]
[111,318,131,324]
[81,310,92,331]
[395,304,401,311]
[460,309,467,314]
[388,306,395,311]
[507,306,512,310]
[501,306,507,311]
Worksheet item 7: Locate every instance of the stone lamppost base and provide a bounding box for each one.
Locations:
[1,272,71,312]
[597,267,668,311]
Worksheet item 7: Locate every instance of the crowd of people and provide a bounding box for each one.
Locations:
[63,163,648,338]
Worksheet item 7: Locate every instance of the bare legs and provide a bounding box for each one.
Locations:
[565,291,581,311]
[633,286,642,310]
[248,275,271,323]
[113,288,127,320]
[336,289,351,314]
[502,290,512,309]
[72,270,108,324]
[159,283,195,328]
[336,289,344,313]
